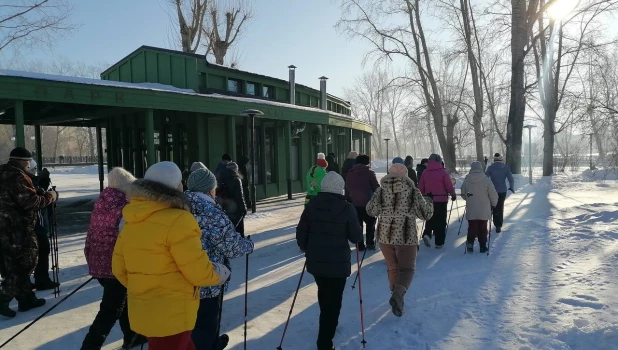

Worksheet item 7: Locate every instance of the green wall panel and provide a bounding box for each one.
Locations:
[119,63,131,82]
[131,52,146,83]
[171,56,187,88]
[208,74,225,90]
[157,54,172,85]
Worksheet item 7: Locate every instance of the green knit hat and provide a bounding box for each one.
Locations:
[187,168,217,193]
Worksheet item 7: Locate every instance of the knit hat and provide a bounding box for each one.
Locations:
[320,171,345,195]
[389,163,408,176]
[470,161,483,172]
[227,162,239,172]
[494,153,504,162]
[429,154,442,163]
[29,160,37,170]
[187,168,217,193]
[144,161,183,190]
[190,161,207,172]
[316,153,328,168]
[9,147,32,161]
[108,167,136,192]
[348,151,358,159]
[356,154,370,165]
[392,157,405,164]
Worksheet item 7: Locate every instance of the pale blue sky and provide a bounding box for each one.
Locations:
[3,0,378,97]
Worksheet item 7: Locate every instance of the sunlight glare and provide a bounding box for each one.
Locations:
[547,0,579,20]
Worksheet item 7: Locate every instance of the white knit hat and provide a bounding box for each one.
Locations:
[144,161,182,190]
[190,161,207,172]
[321,171,345,195]
[108,167,136,192]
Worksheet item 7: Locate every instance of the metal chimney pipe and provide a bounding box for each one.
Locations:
[289,65,296,105]
[319,76,328,110]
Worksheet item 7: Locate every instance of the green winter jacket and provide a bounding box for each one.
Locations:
[305,166,327,203]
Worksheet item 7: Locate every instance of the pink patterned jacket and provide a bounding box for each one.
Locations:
[84,187,127,279]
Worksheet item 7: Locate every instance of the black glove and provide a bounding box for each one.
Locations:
[425,192,434,199]
[451,194,457,201]
[509,188,515,194]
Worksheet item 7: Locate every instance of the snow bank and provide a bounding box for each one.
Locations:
[581,167,618,181]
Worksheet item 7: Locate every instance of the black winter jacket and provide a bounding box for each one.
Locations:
[326,155,340,174]
[416,164,427,183]
[218,168,247,223]
[296,192,362,278]
[341,158,356,181]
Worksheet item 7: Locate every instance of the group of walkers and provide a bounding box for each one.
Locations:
[79,153,255,349]
[0,147,59,319]
[299,151,515,349]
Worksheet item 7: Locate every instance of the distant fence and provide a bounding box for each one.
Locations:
[42,156,99,164]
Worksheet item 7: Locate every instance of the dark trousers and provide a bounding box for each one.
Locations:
[81,278,135,350]
[493,193,507,228]
[150,331,195,350]
[33,234,51,283]
[0,263,35,304]
[192,295,224,350]
[423,202,448,246]
[314,276,346,350]
[355,207,376,246]
[467,220,489,245]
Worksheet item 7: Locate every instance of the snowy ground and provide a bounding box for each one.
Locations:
[1,168,617,349]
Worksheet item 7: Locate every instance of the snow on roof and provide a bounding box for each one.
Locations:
[0,69,196,94]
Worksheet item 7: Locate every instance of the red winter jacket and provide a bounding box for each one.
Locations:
[418,161,456,203]
[85,187,127,279]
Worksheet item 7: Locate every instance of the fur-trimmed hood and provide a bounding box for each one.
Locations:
[380,173,415,194]
[123,179,191,224]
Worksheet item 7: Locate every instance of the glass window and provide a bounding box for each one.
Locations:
[228,79,240,92]
[246,82,256,95]
[263,85,273,98]
[265,127,276,183]
[254,127,262,185]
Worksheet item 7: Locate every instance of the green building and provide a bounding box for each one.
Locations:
[0,46,372,200]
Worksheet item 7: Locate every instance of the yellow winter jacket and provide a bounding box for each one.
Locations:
[112,179,221,337]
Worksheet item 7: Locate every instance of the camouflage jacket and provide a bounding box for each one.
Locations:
[0,161,54,264]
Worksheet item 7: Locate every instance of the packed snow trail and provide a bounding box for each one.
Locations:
[0,172,617,349]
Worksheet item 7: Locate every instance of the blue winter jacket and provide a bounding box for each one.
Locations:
[485,162,515,193]
[185,191,254,299]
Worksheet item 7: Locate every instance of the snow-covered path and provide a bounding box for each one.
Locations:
[1,171,617,349]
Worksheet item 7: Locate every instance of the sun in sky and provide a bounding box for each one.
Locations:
[547,0,580,20]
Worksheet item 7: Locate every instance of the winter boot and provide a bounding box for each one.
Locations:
[422,235,431,247]
[389,284,407,317]
[18,296,46,312]
[0,302,16,318]
[495,226,502,233]
[466,241,474,253]
[35,279,59,291]
[358,242,367,251]
[218,334,230,349]
[480,243,488,254]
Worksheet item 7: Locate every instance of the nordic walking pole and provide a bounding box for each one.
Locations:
[487,208,493,256]
[276,261,307,350]
[446,199,454,232]
[0,277,94,348]
[244,234,251,350]
[50,186,60,297]
[355,244,367,348]
[351,247,367,289]
[457,207,466,236]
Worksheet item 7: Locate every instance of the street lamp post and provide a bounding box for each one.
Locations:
[384,138,391,171]
[241,109,264,214]
[523,125,536,185]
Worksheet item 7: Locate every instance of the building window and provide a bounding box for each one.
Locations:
[228,79,240,92]
[263,85,273,98]
[255,126,262,185]
[246,82,256,95]
[264,127,276,183]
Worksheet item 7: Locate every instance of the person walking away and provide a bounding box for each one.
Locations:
[366,163,433,317]
[24,160,58,291]
[214,154,232,180]
[305,153,328,204]
[216,162,247,237]
[82,168,147,350]
[326,153,340,174]
[0,147,57,318]
[485,153,515,233]
[237,155,252,210]
[341,151,358,181]
[185,167,254,350]
[416,158,428,183]
[296,172,362,350]
[112,161,230,350]
[400,156,418,187]
[461,162,498,253]
[418,154,456,249]
[345,154,380,251]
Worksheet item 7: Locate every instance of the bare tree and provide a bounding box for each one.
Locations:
[0,0,75,53]
[166,0,209,53]
[202,0,252,65]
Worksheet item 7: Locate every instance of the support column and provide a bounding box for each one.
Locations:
[121,116,131,170]
[105,118,112,170]
[196,114,208,162]
[286,121,293,200]
[132,116,144,177]
[350,128,354,153]
[227,115,236,161]
[96,125,105,192]
[250,115,257,213]
[14,100,25,148]
[366,132,372,159]
[322,124,328,154]
[145,109,155,169]
[34,125,43,169]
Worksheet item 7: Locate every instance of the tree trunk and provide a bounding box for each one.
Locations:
[445,116,458,172]
[426,111,436,154]
[542,109,555,176]
[88,127,95,158]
